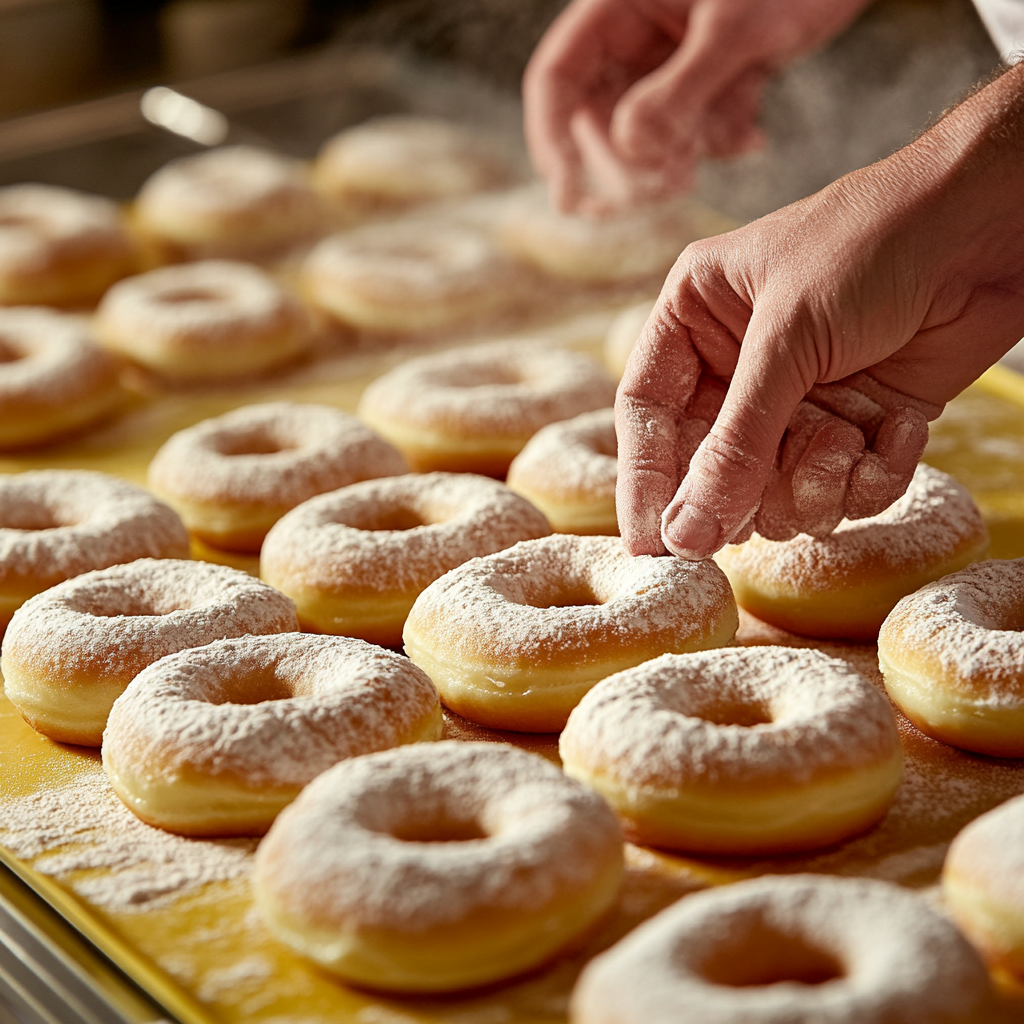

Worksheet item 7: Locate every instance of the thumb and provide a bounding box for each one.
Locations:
[661,317,812,558]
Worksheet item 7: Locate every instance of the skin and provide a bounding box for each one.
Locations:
[615,62,1024,557]
[523,0,872,212]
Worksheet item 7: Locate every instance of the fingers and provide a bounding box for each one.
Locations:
[845,406,929,519]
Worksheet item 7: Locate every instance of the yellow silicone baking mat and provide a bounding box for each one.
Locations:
[1,313,1023,1023]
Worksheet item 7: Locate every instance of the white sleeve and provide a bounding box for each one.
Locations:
[972,0,1024,61]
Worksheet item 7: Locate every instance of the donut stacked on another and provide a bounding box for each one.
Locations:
[103,633,443,836]
[95,261,314,381]
[254,742,624,992]
[404,534,737,732]
[878,556,1024,756]
[261,473,550,646]
[715,464,990,640]
[148,402,408,553]
[0,470,188,634]
[358,340,616,476]
[507,407,617,535]
[0,307,124,449]
[0,184,138,307]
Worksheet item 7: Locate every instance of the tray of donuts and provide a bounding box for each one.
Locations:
[1,46,1024,1024]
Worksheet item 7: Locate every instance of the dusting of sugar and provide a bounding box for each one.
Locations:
[357,339,616,438]
[148,401,408,507]
[946,793,1024,905]
[262,472,550,596]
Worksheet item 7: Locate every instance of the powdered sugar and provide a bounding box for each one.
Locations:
[946,792,1024,904]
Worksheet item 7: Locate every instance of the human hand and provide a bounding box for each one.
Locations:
[615,62,1024,558]
[523,0,871,212]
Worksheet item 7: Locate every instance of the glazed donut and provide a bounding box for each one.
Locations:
[0,470,188,633]
[253,741,624,992]
[148,402,408,553]
[715,464,989,641]
[261,472,550,645]
[0,184,138,307]
[560,646,903,854]
[357,340,617,476]
[604,299,654,378]
[944,793,1024,976]
[507,407,617,535]
[133,145,323,258]
[0,307,124,449]
[312,116,510,210]
[1,558,297,746]
[103,633,442,836]
[498,186,697,282]
[301,219,516,332]
[571,874,995,1024]
[94,260,313,381]
[403,533,738,732]
[878,557,1024,757]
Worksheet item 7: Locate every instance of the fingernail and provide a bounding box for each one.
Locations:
[662,504,721,560]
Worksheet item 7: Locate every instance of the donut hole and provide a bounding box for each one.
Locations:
[697,698,773,728]
[499,573,604,609]
[388,814,488,844]
[0,214,38,230]
[583,432,617,459]
[698,924,844,988]
[436,364,525,389]
[0,498,73,531]
[155,287,222,305]
[0,336,26,363]
[74,590,200,619]
[204,667,296,705]
[342,501,428,533]
[215,427,298,457]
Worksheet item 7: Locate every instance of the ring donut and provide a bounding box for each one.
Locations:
[572,874,995,1024]
[253,741,624,992]
[404,534,738,732]
[878,556,1024,756]
[560,646,903,854]
[1,558,297,746]
[261,472,550,645]
[0,307,124,450]
[102,633,442,836]
[148,402,408,552]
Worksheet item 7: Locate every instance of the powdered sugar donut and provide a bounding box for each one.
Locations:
[312,116,510,210]
[133,146,323,258]
[878,557,1024,757]
[507,407,617,534]
[404,534,738,732]
[715,464,989,641]
[498,186,698,282]
[0,184,138,307]
[0,470,189,633]
[148,402,408,552]
[254,741,624,992]
[103,632,442,836]
[572,874,995,1024]
[561,646,903,854]
[358,340,617,476]
[95,260,313,380]
[301,219,516,332]
[0,307,124,449]
[604,299,654,377]
[944,793,1024,976]
[261,473,550,646]
[1,558,297,746]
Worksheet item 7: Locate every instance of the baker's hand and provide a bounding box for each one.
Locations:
[524,0,871,212]
[616,62,1024,558]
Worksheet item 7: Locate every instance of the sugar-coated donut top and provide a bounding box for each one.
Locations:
[571,874,994,1024]
[719,464,987,588]
[104,633,440,786]
[0,184,131,275]
[946,792,1024,906]
[255,741,623,930]
[261,472,550,594]
[135,146,320,234]
[315,116,507,201]
[507,407,616,501]
[881,557,1024,698]
[0,470,188,589]
[561,646,901,789]
[148,402,407,508]
[0,307,120,410]
[358,340,617,439]
[96,261,310,348]
[405,534,736,664]
[303,220,512,303]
